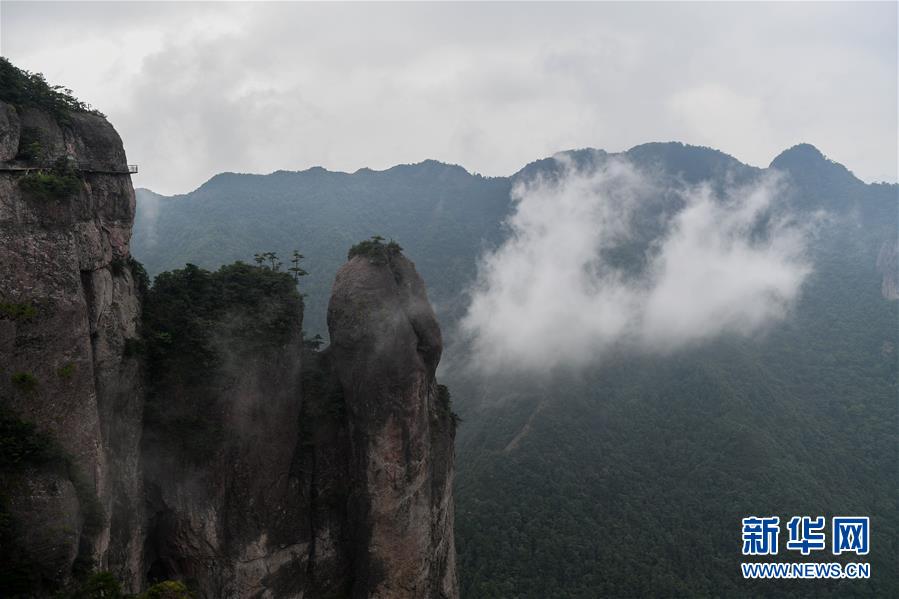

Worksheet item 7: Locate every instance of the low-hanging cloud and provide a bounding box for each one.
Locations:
[459,157,813,372]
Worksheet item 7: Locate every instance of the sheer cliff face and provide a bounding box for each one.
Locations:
[0,87,458,596]
[143,252,458,599]
[328,253,458,599]
[0,101,144,590]
[140,275,313,598]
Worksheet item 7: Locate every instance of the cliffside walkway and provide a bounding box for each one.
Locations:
[0,163,138,174]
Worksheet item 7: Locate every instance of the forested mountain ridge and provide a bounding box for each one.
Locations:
[133,141,895,335]
[134,160,512,335]
[454,147,898,596]
[133,142,897,597]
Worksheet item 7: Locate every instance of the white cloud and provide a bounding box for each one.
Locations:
[1,2,895,193]
[459,158,813,372]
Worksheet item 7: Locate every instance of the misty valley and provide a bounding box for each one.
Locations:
[0,19,897,599]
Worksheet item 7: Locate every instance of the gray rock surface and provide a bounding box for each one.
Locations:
[328,253,458,599]
[0,102,19,161]
[145,252,458,599]
[141,299,311,598]
[1,96,458,598]
[0,100,144,590]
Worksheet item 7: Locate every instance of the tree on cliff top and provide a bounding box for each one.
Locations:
[0,57,102,120]
[347,236,403,263]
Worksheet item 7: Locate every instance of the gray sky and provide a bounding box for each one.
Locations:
[2,1,896,195]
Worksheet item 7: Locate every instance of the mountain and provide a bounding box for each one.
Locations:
[0,59,457,598]
[128,141,811,337]
[140,246,456,598]
[133,141,898,597]
[133,161,512,336]
[454,147,897,597]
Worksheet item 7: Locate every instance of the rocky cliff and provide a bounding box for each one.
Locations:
[138,244,457,599]
[0,98,144,592]
[327,245,457,598]
[0,62,457,598]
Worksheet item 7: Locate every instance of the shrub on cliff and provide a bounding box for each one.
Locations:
[62,572,194,599]
[65,571,123,599]
[57,362,76,379]
[15,126,46,162]
[0,408,106,594]
[19,165,82,201]
[0,301,37,320]
[140,580,194,599]
[347,235,403,263]
[10,372,37,394]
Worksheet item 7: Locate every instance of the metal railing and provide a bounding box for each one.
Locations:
[0,162,139,175]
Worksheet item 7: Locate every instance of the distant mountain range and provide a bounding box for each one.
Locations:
[133,142,894,337]
[132,142,898,596]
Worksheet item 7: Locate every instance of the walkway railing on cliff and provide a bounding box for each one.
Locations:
[0,162,138,174]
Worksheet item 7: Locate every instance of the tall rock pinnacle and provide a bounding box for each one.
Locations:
[328,246,458,598]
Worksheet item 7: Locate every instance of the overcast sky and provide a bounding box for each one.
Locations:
[1,1,895,194]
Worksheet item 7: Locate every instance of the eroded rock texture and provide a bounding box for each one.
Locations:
[143,251,458,599]
[139,269,314,598]
[0,101,144,592]
[0,92,457,598]
[328,252,457,599]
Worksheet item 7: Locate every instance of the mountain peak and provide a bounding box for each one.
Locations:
[770,143,859,185]
[387,158,471,176]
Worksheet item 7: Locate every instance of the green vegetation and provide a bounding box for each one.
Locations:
[288,250,308,282]
[140,580,193,599]
[0,408,62,593]
[16,126,46,162]
[436,384,461,429]
[19,165,82,201]
[141,261,303,461]
[454,199,898,596]
[127,143,897,596]
[110,257,127,276]
[131,162,510,335]
[10,372,37,394]
[0,301,37,320]
[0,408,106,594]
[65,571,123,599]
[253,251,282,271]
[347,235,403,263]
[57,362,76,379]
[61,572,194,599]
[128,256,150,297]
[0,408,59,468]
[299,346,346,422]
[0,57,102,121]
[303,333,324,352]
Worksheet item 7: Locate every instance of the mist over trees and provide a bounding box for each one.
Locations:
[130,143,898,597]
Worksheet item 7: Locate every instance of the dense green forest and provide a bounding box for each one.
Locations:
[133,161,511,335]
[139,261,303,463]
[132,143,898,597]
[454,225,897,597]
